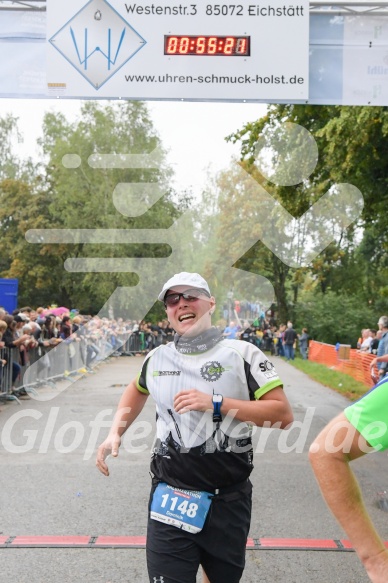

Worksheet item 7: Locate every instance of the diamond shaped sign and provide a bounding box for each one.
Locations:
[49,0,146,90]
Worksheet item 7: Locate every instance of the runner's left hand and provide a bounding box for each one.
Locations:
[174,389,213,414]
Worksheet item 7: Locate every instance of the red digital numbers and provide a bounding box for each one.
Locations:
[197,37,206,54]
[166,37,179,54]
[165,36,250,56]
[180,37,189,54]
[208,37,217,54]
[224,37,234,55]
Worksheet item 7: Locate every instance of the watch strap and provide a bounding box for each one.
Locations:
[212,394,223,422]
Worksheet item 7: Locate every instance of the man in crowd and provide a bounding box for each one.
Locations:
[222,319,239,340]
[309,371,388,583]
[298,327,309,360]
[369,330,380,355]
[96,272,293,583]
[376,316,388,379]
[283,321,298,361]
[239,321,256,345]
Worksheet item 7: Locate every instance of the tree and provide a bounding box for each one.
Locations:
[199,161,287,320]
[293,289,377,346]
[0,114,22,181]
[225,104,388,324]
[34,100,180,313]
[0,177,66,306]
[316,106,388,310]
[0,101,184,315]
[0,114,64,306]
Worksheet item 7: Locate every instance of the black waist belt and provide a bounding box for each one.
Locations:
[152,477,250,496]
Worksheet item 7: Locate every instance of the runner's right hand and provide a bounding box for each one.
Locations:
[96,435,121,476]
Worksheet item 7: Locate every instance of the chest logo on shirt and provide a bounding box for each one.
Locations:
[200,361,229,382]
[153,370,181,376]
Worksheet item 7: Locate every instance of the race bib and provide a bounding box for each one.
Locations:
[150,483,213,533]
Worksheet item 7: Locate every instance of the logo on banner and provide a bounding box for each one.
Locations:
[49,0,146,89]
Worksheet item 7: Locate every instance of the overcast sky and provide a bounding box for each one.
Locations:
[0,98,267,195]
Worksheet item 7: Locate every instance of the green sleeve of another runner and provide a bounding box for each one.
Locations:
[344,379,388,452]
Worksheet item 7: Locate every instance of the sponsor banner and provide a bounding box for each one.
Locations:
[47,0,309,100]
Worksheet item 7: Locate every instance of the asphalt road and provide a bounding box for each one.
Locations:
[1,354,388,583]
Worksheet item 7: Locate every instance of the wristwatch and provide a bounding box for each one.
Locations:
[212,394,223,423]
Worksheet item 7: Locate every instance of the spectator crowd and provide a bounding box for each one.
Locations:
[0,305,158,405]
[1,299,387,409]
[357,317,388,383]
[222,317,309,362]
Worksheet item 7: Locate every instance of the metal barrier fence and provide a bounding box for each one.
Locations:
[0,332,141,405]
[120,332,147,355]
[119,331,167,355]
[1,329,184,405]
[0,347,14,401]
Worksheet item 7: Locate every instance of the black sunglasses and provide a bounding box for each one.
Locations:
[164,289,210,307]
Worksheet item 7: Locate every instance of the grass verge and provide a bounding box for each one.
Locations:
[288,357,370,401]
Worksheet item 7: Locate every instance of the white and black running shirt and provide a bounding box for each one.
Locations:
[136,339,283,491]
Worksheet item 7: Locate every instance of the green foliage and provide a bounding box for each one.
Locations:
[0,178,65,306]
[223,104,388,334]
[0,114,40,182]
[198,162,283,317]
[0,101,181,314]
[1,101,387,337]
[293,289,379,346]
[0,114,22,180]
[39,101,181,312]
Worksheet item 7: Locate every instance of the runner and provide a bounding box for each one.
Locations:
[96,272,293,583]
[309,375,388,583]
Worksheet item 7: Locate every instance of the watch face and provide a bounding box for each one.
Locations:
[213,395,223,403]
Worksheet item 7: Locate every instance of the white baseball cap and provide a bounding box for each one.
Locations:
[158,272,211,301]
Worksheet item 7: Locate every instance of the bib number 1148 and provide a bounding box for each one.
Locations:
[150,483,213,533]
[160,493,198,517]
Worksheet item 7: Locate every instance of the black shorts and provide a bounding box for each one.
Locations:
[146,480,252,583]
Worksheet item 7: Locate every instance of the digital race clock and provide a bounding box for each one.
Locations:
[164,35,250,56]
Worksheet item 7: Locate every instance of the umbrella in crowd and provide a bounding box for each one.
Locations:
[43,307,69,316]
